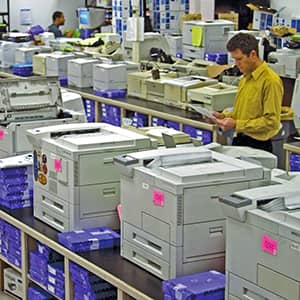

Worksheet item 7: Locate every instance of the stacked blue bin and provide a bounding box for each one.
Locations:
[47,261,65,299]
[0,162,33,209]
[290,153,300,171]
[204,52,228,65]
[0,221,22,268]
[58,227,120,252]
[151,117,166,127]
[12,64,33,76]
[166,120,180,130]
[70,262,117,300]
[29,242,63,289]
[162,271,225,300]
[83,99,96,123]
[131,112,148,128]
[94,89,126,99]
[151,117,180,130]
[28,286,53,300]
[58,76,68,87]
[183,125,212,145]
[101,104,121,126]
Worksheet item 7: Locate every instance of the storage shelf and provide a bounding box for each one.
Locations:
[0,254,21,273]
[28,276,63,300]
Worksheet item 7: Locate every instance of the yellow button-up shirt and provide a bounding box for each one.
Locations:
[222,61,283,141]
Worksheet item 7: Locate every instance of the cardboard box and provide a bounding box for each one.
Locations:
[218,12,239,30]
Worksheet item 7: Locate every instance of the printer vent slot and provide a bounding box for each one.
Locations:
[74,161,79,185]
[50,128,101,139]
[177,195,183,225]
[49,180,57,194]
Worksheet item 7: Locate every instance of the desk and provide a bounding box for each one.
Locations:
[66,86,219,142]
[0,207,163,300]
[0,68,219,143]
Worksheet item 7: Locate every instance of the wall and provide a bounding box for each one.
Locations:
[8,0,85,31]
[270,0,300,19]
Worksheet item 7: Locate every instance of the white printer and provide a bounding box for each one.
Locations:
[0,78,86,158]
[114,147,272,279]
[220,181,300,300]
[46,52,75,77]
[164,76,218,105]
[32,53,52,76]
[93,63,127,90]
[187,83,237,111]
[268,48,300,79]
[0,41,19,68]
[60,89,86,116]
[26,123,155,232]
[15,46,52,64]
[182,20,234,60]
[68,58,99,88]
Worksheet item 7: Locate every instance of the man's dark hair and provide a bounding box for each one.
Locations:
[52,11,63,22]
[227,33,259,56]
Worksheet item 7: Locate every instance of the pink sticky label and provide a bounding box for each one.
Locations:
[0,129,4,140]
[117,204,122,221]
[152,189,165,207]
[54,159,62,173]
[261,234,278,256]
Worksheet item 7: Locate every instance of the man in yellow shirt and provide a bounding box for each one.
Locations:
[212,33,283,152]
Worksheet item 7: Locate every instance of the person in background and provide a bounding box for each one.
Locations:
[210,33,283,153]
[48,11,65,38]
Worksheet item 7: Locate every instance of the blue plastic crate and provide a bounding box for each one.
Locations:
[183,125,212,145]
[28,286,53,300]
[74,288,117,300]
[47,274,65,288]
[204,52,228,65]
[166,120,180,130]
[29,269,48,286]
[47,282,65,299]
[94,89,126,99]
[59,76,68,87]
[12,64,33,76]
[83,99,96,123]
[152,117,166,126]
[162,271,225,300]
[48,261,65,279]
[131,112,148,128]
[58,227,120,252]
[100,104,121,127]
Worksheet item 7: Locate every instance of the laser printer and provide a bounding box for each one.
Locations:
[46,52,76,77]
[60,89,86,116]
[114,147,272,279]
[15,46,52,64]
[182,20,235,60]
[128,71,177,99]
[0,41,20,68]
[145,72,178,103]
[268,48,300,79]
[164,76,218,106]
[187,83,237,111]
[32,53,52,76]
[0,78,86,158]
[26,123,155,232]
[68,58,99,88]
[220,181,300,300]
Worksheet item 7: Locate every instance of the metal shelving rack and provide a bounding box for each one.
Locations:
[0,0,9,31]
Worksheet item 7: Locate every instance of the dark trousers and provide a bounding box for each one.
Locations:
[232,133,273,153]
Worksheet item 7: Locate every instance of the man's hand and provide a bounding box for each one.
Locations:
[216,117,236,131]
[203,111,224,124]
